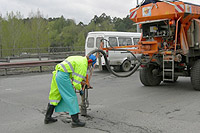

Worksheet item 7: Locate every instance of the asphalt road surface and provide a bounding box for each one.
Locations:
[0,69,200,133]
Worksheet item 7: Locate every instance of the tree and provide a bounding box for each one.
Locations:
[2,11,24,56]
[28,10,50,53]
[123,15,137,32]
[52,15,67,33]
[0,15,2,57]
[88,13,114,31]
[113,16,136,32]
[0,11,138,57]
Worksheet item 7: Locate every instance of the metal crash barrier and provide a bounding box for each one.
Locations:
[0,60,62,75]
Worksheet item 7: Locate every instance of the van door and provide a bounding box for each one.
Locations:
[95,36,105,66]
[119,37,133,60]
[106,37,119,65]
[85,33,105,66]
[108,36,133,65]
[85,36,95,56]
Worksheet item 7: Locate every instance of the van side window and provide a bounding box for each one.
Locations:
[119,37,132,46]
[133,38,140,45]
[87,37,94,48]
[108,37,118,47]
[96,37,103,48]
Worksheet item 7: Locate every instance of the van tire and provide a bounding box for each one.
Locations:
[114,66,121,72]
[191,59,200,91]
[121,60,131,72]
[140,65,162,86]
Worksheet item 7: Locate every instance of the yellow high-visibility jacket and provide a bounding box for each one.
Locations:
[49,56,88,106]
[56,56,88,90]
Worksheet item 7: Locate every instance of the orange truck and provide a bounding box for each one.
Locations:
[129,0,200,90]
[99,0,200,90]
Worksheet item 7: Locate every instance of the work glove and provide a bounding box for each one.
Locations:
[80,90,84,96]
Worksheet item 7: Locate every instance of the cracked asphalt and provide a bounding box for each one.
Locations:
[1,69,200,133]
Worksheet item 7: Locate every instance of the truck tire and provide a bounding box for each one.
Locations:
[191,59,200,91]
[121,60,131,72]
[140,65,162,86]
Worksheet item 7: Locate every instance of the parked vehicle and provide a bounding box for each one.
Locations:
[85,31,141,71]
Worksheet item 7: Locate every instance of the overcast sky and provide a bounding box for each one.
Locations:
[0,0,200,24]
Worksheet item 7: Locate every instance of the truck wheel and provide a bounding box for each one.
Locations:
[121,60,131,72]
[191,60,200,91]
[140,65,162,86]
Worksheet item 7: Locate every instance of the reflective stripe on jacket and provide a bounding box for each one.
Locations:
[55,56,88,90]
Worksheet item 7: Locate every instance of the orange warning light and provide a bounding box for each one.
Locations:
[139,24,142,28]
[169,20,175,26]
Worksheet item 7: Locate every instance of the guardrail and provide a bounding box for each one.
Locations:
[0,60,63,75]
[0,51,85,63]
[0,46,85,58]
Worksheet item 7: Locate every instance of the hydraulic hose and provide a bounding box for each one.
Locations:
[87,49,141,77]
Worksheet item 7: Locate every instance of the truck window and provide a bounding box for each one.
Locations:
[87,37,94,48]
[133,38,140,45]
[108,37,118,47]
[96,37,103,48]
[119,37,132,46]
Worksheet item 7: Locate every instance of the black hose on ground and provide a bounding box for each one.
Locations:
[87,49,141,77]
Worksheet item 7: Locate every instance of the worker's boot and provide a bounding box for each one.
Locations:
[71,113,86,128]
[44,103,57,124]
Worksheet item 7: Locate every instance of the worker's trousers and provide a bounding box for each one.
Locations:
[53,70,80,115]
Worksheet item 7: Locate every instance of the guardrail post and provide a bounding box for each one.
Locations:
[5,68,7,75]
[7,57,10,63]
[40,66,42,72]
[39,55,41,61]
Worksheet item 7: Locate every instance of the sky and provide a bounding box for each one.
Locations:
[0,0,200,24]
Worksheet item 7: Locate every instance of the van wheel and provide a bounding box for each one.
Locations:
[121,60,131,72]
[113,66,121,72]
[191,59,200,91]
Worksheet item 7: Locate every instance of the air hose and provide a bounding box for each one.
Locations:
[81,40,142,116]
[87,49,141,77]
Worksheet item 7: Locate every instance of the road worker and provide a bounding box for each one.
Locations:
[44,55,96,127]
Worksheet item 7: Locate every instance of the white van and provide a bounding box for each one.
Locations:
[85,31,141,71]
